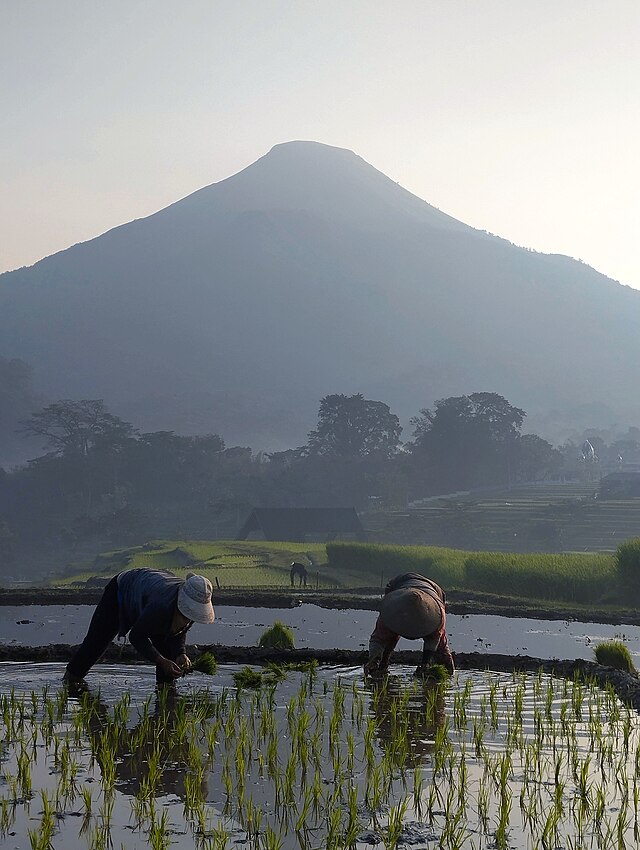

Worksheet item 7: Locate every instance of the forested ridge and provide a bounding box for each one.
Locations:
[2,389,638,577]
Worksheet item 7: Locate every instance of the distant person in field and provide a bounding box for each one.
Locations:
[290,562,308,588]
[364,573,454,677]
[64,569,215,687]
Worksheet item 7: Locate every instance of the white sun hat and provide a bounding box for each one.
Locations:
[380,587,443,642]
[177,574,215,624]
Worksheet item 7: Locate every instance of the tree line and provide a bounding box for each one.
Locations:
[1,391,639,571]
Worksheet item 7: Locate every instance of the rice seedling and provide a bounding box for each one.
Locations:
[189,652,218,676]
[148,808,171,850]
[260,825,283,850]
[233,667,272,689]
[5,658,640,849]
[594,640,637,674]
[258,621,295,649]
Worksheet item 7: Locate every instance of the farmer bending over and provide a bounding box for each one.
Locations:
[364,573,454,677]
[64,568,215,686]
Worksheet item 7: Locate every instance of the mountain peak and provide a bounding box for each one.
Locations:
[177,139,468,235]
[3,141,634,463]
[265,139,364,162]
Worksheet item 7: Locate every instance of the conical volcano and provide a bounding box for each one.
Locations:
[1,140,638,455]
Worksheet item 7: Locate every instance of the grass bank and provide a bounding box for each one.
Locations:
[326,542,620,606]
[47,538,635,609]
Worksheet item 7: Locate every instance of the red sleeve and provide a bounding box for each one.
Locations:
[370,614,400,649]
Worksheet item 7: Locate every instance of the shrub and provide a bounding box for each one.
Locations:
[594,640,637,674]
[615,539,640,596]
[258,620,295,649]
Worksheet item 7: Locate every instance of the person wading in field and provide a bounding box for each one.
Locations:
[64,569,215,686]
[364,573,454,677]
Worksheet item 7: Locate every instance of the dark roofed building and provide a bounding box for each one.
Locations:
[236,508,366,542]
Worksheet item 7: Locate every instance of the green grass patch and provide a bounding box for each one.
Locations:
[54,540,329,588]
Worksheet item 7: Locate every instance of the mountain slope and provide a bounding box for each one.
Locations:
[1,140,638,458]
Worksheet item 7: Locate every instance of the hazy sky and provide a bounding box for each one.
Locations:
[2,1,639,287]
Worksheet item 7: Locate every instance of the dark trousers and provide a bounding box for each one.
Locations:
[66,576,120,678]
[66,577,177,681]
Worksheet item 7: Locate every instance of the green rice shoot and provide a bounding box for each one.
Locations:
[189,652,218,676]
[418,663,450,683]
[258,621,295,650]
[594,640,637,674]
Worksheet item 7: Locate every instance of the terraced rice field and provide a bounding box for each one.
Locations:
[370,483,640,552]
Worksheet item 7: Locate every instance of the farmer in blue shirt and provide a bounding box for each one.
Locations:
[64,568,215,686]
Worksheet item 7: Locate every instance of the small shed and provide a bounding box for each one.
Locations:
[236,508,366,542]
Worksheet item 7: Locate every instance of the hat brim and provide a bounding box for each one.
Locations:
[177,587,215,624]
[381,588,442,639]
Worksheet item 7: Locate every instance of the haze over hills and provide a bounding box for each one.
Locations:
[1,140,639,463]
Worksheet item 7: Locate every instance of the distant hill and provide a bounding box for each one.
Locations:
[2,140,639,463]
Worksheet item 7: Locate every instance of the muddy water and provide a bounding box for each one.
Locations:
[2,603,640,662]
[1,662,639,850]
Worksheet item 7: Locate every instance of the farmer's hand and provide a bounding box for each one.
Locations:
[364,657,380,676]
[364,654,389,677]
[176,654,192,673]
[413,664,431,679]
[157,657,182,679]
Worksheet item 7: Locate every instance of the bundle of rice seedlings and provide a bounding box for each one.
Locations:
[594,640,637,675]
[258,621,295,650]
[188,652,218,676]
[233,667,266,689]
[268,659,318,675]
[423,663,450,683]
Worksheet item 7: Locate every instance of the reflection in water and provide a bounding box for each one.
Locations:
[76,683,212,803]
[3,664,640,850]
[366,673,445,767]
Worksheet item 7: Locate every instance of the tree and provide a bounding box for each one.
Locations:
[21,399,135,457]
[514,434,562,482]
[410,392,526,494]
[305,394,402,459]
[0,357,43,466]
[412,392,525,447]
[17,401,137,518]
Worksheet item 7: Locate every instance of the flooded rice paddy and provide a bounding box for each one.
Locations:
[3,604,640,662]
[1,661,640,849]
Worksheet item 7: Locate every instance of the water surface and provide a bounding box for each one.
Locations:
[2,603,639,662]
